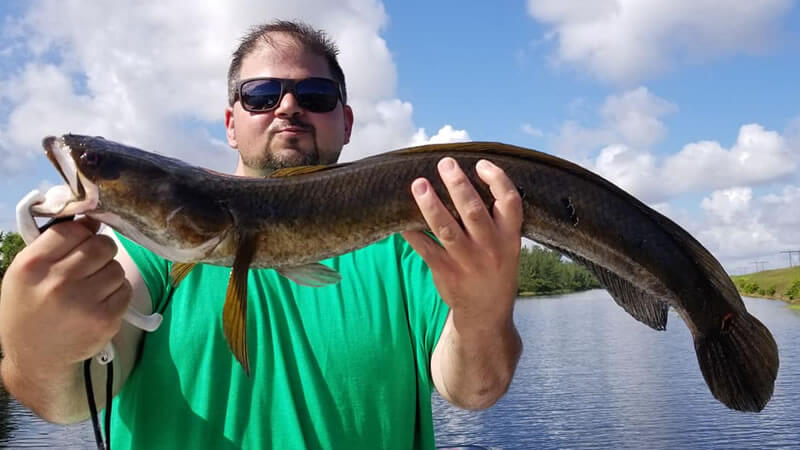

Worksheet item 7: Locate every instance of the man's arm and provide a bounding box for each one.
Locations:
[402,157,523,409]
[0,219,151,424]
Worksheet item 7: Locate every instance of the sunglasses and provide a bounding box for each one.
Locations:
[234,77,344,113]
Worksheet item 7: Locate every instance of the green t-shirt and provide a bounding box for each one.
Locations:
[110,233,450,449]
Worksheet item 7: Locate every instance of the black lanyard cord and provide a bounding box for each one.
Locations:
[84,358,113,450]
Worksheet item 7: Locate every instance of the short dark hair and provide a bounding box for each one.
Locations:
[227,20,347,106]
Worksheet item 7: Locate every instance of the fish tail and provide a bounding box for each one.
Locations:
[693,311,779,412]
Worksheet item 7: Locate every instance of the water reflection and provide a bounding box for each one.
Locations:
[434,291,800,449]
[0,382,17,444]
[0,379,95,449]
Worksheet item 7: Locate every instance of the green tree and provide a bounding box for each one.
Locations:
[517,246,599,295]
[0,231,26,280]
[785,280,800,300]
[766,285,777,297]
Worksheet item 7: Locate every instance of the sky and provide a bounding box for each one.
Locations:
[0,0,798,274]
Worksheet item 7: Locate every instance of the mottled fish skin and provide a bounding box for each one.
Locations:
[41,134,779,411]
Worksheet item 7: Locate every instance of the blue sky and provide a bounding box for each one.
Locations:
[0,0,798,272]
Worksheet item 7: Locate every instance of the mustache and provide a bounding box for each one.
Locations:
[269,117,313,132]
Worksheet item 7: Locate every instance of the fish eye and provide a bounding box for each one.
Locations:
[81,150,103,168]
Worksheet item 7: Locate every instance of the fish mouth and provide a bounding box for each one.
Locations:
[33,136,100,217]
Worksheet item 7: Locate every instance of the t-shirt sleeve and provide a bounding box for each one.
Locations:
[114,231,171,312]
[395,235,450,387]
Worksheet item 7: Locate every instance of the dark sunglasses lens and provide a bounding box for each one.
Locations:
[295,78,340,112]
[241,79,282,111]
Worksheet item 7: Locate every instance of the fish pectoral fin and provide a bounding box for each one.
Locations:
[169,262,197,287]
[564,249,669,331]
[277,263,342,287]
[223,232,257,376]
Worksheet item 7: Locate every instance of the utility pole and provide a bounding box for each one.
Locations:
[779,250,800,268]
[751,261,768,273]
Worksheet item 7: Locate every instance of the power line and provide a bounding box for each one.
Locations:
[751,260,768,272]
[779,250,800,268]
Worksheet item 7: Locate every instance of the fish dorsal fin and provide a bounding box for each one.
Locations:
[560,248,669,331]
[169,262,197,287]
[223,231,257,376]
[269,165,333,177]
[277,263,342,287]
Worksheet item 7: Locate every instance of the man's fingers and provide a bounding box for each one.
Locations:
[437,158,495,244]
[476,159,523,237]
[75,260,128,305]
[52,234,119,280]
[409,177,467,252]
[24,218,101,262]
[401,230,445,269]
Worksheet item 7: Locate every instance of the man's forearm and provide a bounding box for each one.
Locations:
[432,308,522,410]
[0,357,95,424]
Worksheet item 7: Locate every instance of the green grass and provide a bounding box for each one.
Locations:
[731,266,800,303]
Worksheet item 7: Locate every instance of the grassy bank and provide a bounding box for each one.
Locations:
[731,266,800,305]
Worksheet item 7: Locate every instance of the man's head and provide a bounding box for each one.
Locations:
[225,20,353,176]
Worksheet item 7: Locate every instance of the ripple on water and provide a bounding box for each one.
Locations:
[434,292,800,450]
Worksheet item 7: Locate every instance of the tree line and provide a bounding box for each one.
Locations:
[0,231,25,282]
[736,278,800,300]
[517,245,601,295]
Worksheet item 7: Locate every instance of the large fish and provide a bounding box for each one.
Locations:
[37,134,778,412]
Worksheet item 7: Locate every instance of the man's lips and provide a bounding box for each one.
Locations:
[276,127,310,134]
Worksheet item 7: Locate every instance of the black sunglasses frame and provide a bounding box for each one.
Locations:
[234,77,344,113]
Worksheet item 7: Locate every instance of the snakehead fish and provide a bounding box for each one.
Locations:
[37,134,778,412]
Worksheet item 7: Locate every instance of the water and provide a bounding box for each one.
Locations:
[433,291,800,449]
[1,291,798,449]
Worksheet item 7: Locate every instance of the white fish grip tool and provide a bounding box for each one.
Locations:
[16,187,163,365]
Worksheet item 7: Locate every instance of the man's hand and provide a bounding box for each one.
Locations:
[0,218,132,423]
[402,157,523,409]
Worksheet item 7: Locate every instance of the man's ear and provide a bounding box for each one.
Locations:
[225,106,238,148]
[343,104,354,145]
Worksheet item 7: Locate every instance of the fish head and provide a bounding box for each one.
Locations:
[39,134,234,262]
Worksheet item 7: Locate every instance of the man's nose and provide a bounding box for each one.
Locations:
[274,91,303,117]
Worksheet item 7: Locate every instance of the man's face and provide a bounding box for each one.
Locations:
[225,34,353,177]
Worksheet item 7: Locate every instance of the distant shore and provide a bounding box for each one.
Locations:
[737,291,800,309]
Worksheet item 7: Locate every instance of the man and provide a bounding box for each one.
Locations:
[0,20,522,449]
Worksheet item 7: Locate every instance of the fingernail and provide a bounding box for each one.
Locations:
[440,158,456,172]
[412,179,428,195]
[477,159,496,171]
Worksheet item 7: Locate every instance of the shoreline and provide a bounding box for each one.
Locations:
[519,288,800,310]
[737,291,799,308]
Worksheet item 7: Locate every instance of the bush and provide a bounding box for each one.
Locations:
[766,286,777,296]
[744,281,760,295]
[785,280,800,300]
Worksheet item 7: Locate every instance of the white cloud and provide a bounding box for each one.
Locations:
[411,124,470,146]
[545,88,796,203]
[700,187,753,224]
[0,0,453,173]
[697,185,800,269]
[600,87,677,148]
[343,98,418,161]
[591,123,797,202]
[662,124,796,193]
[592,144,661,200]
[526,0,793,83]
[520,123,544,137]
[551,86,674,158]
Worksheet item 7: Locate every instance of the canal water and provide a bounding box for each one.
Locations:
[2,291,797,449]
